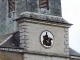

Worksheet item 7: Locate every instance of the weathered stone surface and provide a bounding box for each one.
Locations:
[0,0,62,36]
[15,16,72,60]
[16,0,27,16]
[0,0,18,36]
[0,0,7,35]
[17,12,71,25]
[0,51,23,60]
[18,20,69,55]
[26,0,38,12]
[24,54,68,60]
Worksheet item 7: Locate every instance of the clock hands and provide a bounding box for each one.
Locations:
[43,32,53,46]
[46,38,50,43]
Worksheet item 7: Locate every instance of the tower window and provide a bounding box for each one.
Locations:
[8,0,15,13]
[39,0,49,10]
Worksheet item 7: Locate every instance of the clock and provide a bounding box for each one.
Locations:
[40,30,54,48]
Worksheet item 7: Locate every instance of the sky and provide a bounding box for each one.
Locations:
[61,0,80,53]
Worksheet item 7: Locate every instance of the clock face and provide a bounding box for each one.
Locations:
[40,31,54,48]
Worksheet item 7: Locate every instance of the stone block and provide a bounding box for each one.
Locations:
[64,48,69,52]
[64,34,68,38]
[20,40,25,43]
[21,26,27,29]
[19,22,28,26]
[20,32,28,36]
[65,38,69,41]
[19,28,28,33]
[66,52,69,55]
[19,29,25,33]
[21,43,27,47]
[64,40,68,45]
[65,44,69,49]
[64,28,68,32]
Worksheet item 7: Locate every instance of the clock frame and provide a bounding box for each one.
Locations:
[40,30,54,48]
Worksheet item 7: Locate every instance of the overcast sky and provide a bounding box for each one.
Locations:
[61,0,80,53]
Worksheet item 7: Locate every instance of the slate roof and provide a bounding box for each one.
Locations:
[15,12,72,25]
[69,48,80,56]
[0,31,20,48]
[0,33,12,43]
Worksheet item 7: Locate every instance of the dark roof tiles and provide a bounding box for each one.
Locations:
[69,48,80,56]
[0,31,20,48]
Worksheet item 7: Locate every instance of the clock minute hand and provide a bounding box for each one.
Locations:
[46,38,50,43]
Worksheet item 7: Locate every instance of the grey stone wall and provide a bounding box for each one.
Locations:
[0,0,17,36]
[0,0,62,36]
[51,0,62,16]
[8,0,62,16]
[16,13,71,60]
[0,50,23,60]
[25,0,61,16]
[16,0,27,16]
[0,0,7,35]
[24,54,68,60]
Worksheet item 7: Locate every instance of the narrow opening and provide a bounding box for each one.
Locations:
[39,0,49,10]
[8,0,15,18]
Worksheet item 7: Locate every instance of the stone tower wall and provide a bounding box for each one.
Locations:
[16,0,62,16]
[0,0,7,35]
[0,0,61,36]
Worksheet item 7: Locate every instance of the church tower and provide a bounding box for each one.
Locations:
[15,11,72,60]
[14,0,72,60]
[0,0,72,60]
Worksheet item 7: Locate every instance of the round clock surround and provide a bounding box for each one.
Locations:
[40,30,54,48]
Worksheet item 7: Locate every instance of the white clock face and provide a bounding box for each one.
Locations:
[40,31,54,48]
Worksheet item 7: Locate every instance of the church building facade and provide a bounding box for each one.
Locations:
[0,0,80,60]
